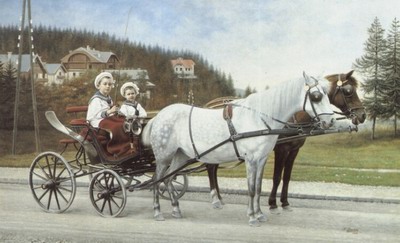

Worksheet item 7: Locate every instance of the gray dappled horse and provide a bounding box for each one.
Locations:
[142,72,336,226]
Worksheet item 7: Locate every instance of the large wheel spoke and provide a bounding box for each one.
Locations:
[53,189,61,210]
[29,152,76,214]
[108,199,113,215]
[55,187,70,203]
[37,187,50,201]
[32,170,49,181]
[47,189,53,210]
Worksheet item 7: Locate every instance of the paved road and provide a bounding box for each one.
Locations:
[1,183,399,242]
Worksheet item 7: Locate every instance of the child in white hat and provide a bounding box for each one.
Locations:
[119,82,147,118]
[86,72,119,127]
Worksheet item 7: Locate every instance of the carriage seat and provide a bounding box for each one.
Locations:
[66,106,88,131]
[58,106,89,153]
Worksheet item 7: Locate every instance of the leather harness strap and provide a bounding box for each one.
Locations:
[223,104,244,162]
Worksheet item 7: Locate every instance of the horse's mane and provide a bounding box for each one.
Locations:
[235,75,332,125]
[237,77,308,123]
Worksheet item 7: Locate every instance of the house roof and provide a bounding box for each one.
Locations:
[170,58,195,68]
[61,46,118,63]
[45,63,66,74]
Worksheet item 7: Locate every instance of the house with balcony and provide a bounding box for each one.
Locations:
[61,45,119,79]
[170,57,197,79]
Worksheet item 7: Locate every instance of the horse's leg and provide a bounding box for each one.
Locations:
[164,150,190,218]
[269,147,288,214]
[153,162,169,221]
[245,159,263,227]
[281,148,300,211]
[206,164,224,209]
[254,158,267,222]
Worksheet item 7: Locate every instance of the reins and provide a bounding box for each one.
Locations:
[187,84,326,162]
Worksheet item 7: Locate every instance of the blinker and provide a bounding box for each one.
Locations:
[342,84,353,96]
[309,91,323,102]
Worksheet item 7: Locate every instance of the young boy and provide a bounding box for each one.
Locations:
[86,72,119,127]
[119,82,147,119]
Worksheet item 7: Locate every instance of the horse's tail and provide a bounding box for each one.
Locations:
[141,117,154,147]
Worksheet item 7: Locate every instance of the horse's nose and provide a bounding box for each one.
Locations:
[361,113,367,122]
[321,118,335,129]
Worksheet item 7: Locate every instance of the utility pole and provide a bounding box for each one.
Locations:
[12,0,41,155]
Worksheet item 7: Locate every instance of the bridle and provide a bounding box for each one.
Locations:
[302,78,334,124]
[331,75,365,119]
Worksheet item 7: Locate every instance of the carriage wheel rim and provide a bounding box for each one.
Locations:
[29,152,76,213]
[89,169,127,218]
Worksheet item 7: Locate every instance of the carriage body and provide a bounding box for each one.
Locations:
[29,108,188,217]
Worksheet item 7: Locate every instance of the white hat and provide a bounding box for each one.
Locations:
[120,82,140,96]
[94,72,114,89]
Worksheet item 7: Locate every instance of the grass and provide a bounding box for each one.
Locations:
[1,126,399,187]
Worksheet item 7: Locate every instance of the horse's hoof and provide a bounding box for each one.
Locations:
[283,205,293,212]
[154,213,165,221]
[269,207,280,215]
[257,213,267,222]
[172,210,182,218]
[249,219,261,227]
[212,200,223,209]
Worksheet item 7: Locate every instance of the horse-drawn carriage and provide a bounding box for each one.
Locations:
[29,109,192,217]
[29,71,364,226]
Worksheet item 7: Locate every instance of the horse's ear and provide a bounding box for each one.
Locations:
[346,70,354,79]
[303,71,316,87]
[303,71,310,84]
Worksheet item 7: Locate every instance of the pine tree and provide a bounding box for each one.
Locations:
[381,18,400,136]
[353,17,387,139]
[0,61,17,128]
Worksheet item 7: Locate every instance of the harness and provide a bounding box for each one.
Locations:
[331,75,364,119]
[223,104,244,162]
[187,84,324,162]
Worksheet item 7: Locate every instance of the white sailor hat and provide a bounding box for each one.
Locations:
[94,72,114,89]
[120,82,140,96]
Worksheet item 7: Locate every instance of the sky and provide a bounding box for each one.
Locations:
[1,0,399,91]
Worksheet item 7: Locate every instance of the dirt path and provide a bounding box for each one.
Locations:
[1,183,399,242]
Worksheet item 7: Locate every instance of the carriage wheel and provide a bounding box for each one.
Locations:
[158,173,189,200]
[89,166,133,187]
[89,169,127,217]
[29,152,76,213]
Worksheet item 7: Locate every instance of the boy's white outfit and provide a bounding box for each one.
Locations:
[119,82,147,118]
[119,101,147,118]
[86,91,114,127]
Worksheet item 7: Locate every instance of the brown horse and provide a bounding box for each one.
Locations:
[205,71,366,209]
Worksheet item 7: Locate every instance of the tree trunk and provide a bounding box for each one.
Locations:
[371,117,376,140]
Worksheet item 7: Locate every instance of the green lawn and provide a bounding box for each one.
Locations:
[1,127,399,187]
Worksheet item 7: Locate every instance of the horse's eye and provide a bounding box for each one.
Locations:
[309,91,323,102]
[342,84,353,96]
